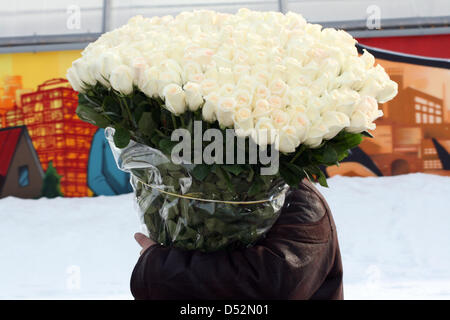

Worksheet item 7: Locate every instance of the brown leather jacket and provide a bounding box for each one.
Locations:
[130,180,343,300]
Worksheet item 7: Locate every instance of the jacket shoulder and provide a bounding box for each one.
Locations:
[280,179,330,224]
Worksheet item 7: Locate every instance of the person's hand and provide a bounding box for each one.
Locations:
[134,233,157,255]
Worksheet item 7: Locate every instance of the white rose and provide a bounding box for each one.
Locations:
[299,61,319,82]
[146,51,167,66]
[162,83,186,115]
[287,73,308,87]
[271,109,290,129]
[253,99,272,118]
[304,121,329,148]
[204,65,219,81]
[347,96,383,133]
[328,88,360,116]
[157,69,182,96]
[183,82,204,111]
[110,65,134,95]
[232,51,249,65]
[289,112,310,142]
[72,58,96,86]
[212,54,232,68]
[201,78,219,95]
[286,87,310,107]
[66,67,84,92]
[252,117,277,147]
[251,51,268,65]
[160,58,183,75]
[93,51,122,87]
[335,70,364,91]
[182,62,202,83]
[377,79,398,103]
[361,49,375,69]
[254,84,270,101]
[268,78,288,97]
[359,65,397,103]
[131,57,148,86]
[276,126,300,153]
[138,66,160,98]
[218,67,234,85]
[321,111,350,140]
[218,83,235,97]
[319,58,341,78]
[233,107,254,137]
[233,64,251,81]
[216,97,236,127]
[189,73,206,84]
[234,89,252,108]
[237,76,256,93]
[192,48,215,65]
[202,94,218,123]
[268,95,284,110]
[253,71,270,86]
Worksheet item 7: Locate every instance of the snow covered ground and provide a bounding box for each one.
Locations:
[0,173,449,300]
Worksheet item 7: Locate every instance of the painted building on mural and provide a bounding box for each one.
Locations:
[329,64,450,178]
[0,126,44,199]
[2,78,97,197]
[0,74,132,198]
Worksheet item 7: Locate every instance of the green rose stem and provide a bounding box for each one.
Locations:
[119,96,134,126]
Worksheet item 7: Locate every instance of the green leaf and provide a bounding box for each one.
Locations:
[322,145,338,164]
[113,126,131,148]
[191,164,212,181]
[159,138,177,155]
[103,96,121,115]
[138,112,156,136]
[247,177,264,197]
[317,170,329,187]
[222,164,246,176]
[76,104,110,128]
[280,163,304,187]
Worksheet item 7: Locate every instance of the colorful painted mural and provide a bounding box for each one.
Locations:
[0,51,131,198]
[327,48,450,178]
[0,41,448,198]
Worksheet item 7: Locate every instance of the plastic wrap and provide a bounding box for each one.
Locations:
[105,127,289,252]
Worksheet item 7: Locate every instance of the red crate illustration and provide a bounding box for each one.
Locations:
[4,78,97,197]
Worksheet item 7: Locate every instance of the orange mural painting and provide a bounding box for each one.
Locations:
[1,76,96,197]
[326,51,450,178]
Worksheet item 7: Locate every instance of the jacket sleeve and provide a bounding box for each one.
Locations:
[130,181,342,300]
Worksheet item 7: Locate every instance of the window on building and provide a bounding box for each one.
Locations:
[422,114,428,123]
[436,116,442,123]
[415,104,421,111]
[436,105,442,109]
[415,97,427,104]
[18,165,29,187]
[422,106,427,112]
[429,115,434,123]
[415,113,421,123]
[424,160,442,170]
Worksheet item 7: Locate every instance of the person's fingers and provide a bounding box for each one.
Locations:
[134,232,156,255]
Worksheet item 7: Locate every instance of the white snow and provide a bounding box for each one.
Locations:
[0,173,449,299]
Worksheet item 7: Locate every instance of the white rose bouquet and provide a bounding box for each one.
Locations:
[69,9,397,252]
